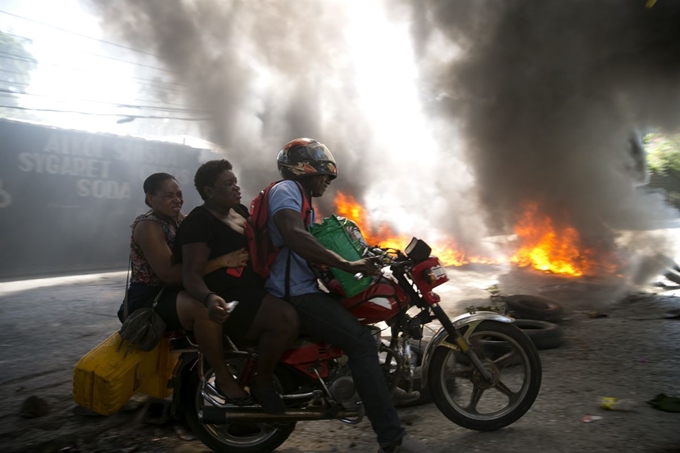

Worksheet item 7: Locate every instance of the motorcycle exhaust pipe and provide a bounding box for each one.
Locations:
[201,389,321,411]
[200,406,361,424]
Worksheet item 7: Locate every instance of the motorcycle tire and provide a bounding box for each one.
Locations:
[428,320,542,431]
[453,339,523,367]
[180,359,296,453]
[503,294,564,323]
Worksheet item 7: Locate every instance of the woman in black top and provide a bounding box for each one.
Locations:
[176,159,299,415]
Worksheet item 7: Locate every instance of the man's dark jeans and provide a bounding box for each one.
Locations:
[289,292,405,446]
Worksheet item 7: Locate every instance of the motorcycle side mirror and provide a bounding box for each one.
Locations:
[404,237,432,262]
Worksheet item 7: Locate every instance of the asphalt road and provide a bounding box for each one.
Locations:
[1,267,679,453]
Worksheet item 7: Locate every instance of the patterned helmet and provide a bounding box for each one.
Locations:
[277,138,338,180]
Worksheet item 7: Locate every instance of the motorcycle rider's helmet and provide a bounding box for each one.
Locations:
[277,138,338,180]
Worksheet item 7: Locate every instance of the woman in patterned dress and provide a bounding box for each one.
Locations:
[117,173,255,405]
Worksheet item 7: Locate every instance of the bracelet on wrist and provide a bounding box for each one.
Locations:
[203,292,218,306]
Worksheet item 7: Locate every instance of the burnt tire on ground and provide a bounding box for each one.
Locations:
[513,319,563,350]
[503,294,564,323]
[664,267,680,285]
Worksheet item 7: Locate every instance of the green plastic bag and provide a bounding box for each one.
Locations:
[309,215,372,297]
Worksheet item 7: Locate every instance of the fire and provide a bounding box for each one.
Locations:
[509,202,609,277]
[332,192,619,276]
[333,191,495,267]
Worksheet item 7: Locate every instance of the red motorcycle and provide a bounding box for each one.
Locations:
[172,237,542,453]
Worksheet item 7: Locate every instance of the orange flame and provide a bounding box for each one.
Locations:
[332,192,619,276]
[509,202,617,277]
[333,191,495,267]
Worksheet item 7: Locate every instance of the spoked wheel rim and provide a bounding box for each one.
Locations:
[197,360,286,448]
[439,330,533,421]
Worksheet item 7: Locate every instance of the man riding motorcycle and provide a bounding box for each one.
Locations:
[264,138,442,453]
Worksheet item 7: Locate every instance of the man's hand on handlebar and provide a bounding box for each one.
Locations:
[345,257,382,277]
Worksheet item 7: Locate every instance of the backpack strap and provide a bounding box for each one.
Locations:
[285,181,310,301]
[122,256,132,321]
[292,180,313,228]
[284,251,292,301]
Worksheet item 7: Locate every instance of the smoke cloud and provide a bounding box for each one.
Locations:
[90,0,680,275]
[90,0,378,207]
[405,0,680,247]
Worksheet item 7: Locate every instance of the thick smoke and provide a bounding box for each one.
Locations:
[90,0,378,209]
[91,0,680,277]
[406,0,680,246]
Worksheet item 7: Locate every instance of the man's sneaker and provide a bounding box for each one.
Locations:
[391,387,421,406]
[378,435,444,453]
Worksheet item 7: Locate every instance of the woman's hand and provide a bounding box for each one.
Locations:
[215,248,249,268]
[205,294,232,324]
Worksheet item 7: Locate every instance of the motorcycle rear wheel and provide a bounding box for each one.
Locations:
[428,320,542,431]
[181,357,296,453]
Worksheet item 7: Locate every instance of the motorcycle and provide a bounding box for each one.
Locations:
[169,237,542,453]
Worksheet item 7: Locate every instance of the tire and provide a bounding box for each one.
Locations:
[181,358,295,453]
[664,267,680,285]
[453,339,523,367]
[428,321,542,431]
[503,295,564,323]
[455,319,562,361]
[513,319,563,350]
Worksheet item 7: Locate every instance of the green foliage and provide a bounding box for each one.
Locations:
[0,32,37,118]
[643,131,680,176]
[0,32,36,88]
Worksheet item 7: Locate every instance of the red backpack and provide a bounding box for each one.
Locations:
[245,180,312,279]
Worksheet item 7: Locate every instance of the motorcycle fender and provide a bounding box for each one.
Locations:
[420,311,513,387]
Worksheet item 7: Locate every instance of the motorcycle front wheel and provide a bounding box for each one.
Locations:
[181,357,295,453]
[428,320,542,431]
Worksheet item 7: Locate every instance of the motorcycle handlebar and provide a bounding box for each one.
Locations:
[353,245,414,280]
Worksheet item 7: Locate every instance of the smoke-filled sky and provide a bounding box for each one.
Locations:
[90,0,680,263]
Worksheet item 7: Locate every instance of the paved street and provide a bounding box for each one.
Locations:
[0,267,679,452]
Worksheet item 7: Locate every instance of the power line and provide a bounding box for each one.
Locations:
[0,79,29,87]
[0,87,208,113]
[0,51,186,94]
[0,32,184,86]
[0,49,35,63]
[1,31,173,74]
[0,83,206,112]
[0,104,210,121]
[0,10,160,58]
[1,31,32,43]
[0,48,171,78]
[0,67,28,76]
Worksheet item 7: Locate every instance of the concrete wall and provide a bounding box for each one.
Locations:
[0,119,212,280]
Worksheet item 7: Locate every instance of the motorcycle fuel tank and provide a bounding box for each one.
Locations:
[339,280,409,324]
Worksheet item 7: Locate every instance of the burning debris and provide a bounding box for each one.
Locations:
[333,191,622,277]
[91,0,680,283]
[509,202,621,277]
[333,191,498,267]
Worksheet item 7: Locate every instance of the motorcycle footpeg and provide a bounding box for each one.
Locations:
[201,387,258,409]
[282,389,324,401]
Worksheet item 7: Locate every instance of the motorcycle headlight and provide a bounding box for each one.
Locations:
[405,237,431,262]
